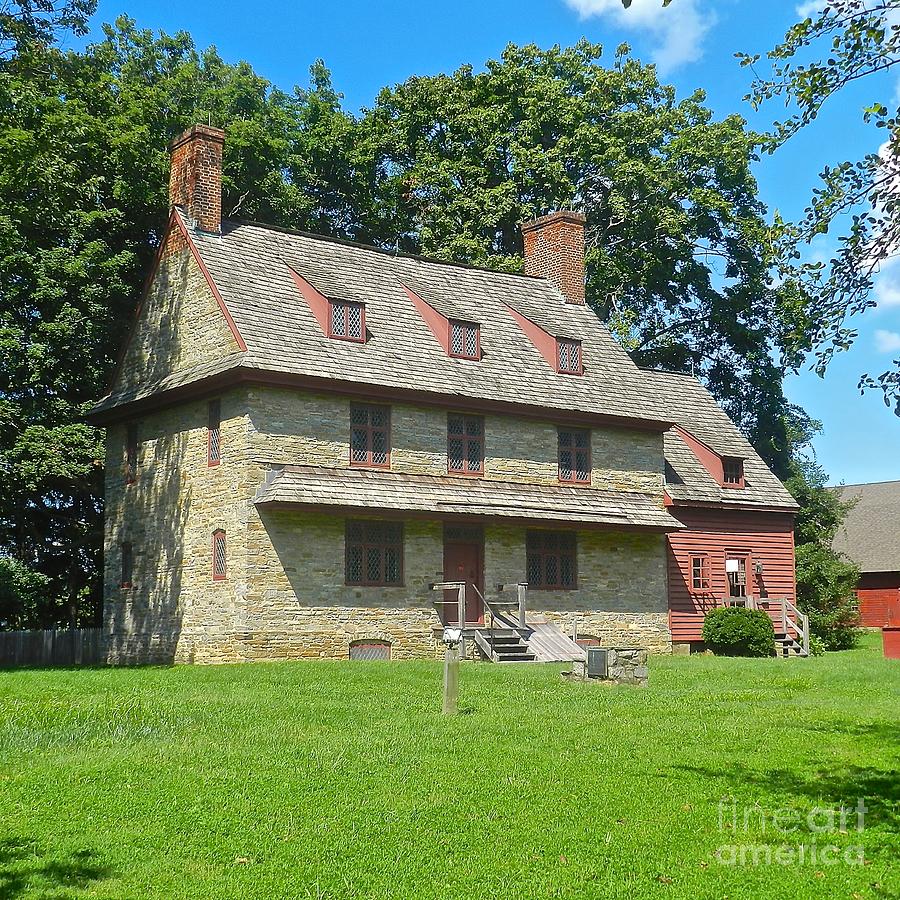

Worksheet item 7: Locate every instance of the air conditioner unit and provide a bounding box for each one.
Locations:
[586,647,608,679]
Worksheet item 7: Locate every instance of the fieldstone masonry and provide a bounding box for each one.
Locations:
[572,646,650,685]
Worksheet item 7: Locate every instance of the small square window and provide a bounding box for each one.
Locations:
[526,530,577,590]
[345,521,404,586]
[557,339,582,374]
[723,458,744,486]
[690,555,709,591]
[449,321,480,359]
[329,300,365,342]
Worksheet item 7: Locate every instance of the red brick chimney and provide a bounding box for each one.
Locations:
[168,124,225,233]
[521,211,586,305]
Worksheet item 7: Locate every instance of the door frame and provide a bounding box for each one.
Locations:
[442,524,485,625]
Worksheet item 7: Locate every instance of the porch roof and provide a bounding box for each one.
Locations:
[254,465,680,531]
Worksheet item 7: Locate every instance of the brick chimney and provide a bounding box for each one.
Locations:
[168,124,225,233]
[521,211,586,305]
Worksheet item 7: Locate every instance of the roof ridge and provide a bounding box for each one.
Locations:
[831,480,900,489]
[220,216,559,284]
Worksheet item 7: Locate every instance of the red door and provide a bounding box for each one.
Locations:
[442,541,484,625]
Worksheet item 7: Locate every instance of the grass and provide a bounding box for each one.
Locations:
[0,633,897,899]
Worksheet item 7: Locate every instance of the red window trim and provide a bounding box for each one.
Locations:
[723,457,745,488]
[447,413,485,476]
[350,404,391,469]
[212,529,227,581]
[125,423,138,485]
[725,551,751,599]
[120,541,133,589]
[690,553,710,592]
[207,399,221,467]
[558,427,592,485]
[345,521,404,587]
[526,530,578,590]
[557,338,583,375]
[328,299,366,342]
[448,320,480,360]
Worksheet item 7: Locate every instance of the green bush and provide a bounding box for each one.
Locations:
[702,606,776,658]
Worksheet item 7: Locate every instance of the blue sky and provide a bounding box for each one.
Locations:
[76,0,900,484]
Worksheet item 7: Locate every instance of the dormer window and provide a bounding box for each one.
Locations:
[329,299,365,342]
[449,320,480,360]
[723,457,745,487]
[557,339,582,374]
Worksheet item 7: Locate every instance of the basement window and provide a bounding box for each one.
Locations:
[349,640,392,661]
[557,339,582,374]
[212,529,227,581]
[449,320,480,359]
[329,299,365,342]
[723,458,745,487]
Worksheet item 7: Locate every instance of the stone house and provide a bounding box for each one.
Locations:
[89,125,799,664]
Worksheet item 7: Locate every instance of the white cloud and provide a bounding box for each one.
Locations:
[875,328,900,352]
[564,0,716,75]
[795,0,826,18]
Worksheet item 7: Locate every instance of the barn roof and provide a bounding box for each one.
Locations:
[831,480,900,573]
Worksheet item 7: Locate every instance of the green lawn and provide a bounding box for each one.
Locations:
[1,635,898,900]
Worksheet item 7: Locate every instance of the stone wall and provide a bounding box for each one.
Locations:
[103,388,251,664]
[104,382,671,664]
[247,387,664,495]
[116,242,241,393]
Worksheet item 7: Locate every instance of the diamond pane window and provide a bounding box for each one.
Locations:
[557,339,582,374]
[120,541,133,589]
[558,428,591,484]
[208,399,221,466]
[526,530,577,590]
[329,300,365,342]
[449,320,480,360]
[345,520,404,586]
[349,404,391,468]
[349,640,391,660]
[447,414,484,475]
[212,530,226,581]
[125,423,138,484]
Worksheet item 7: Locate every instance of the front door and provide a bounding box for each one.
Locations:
[442,531,484,625]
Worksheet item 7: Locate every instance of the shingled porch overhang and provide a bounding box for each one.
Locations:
[254,465,681,533]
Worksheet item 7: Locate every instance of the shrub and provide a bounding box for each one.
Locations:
[702,606,776,658]
[795,544,860,650]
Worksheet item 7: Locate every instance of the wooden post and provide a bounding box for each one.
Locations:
[443,646,459,715]
[517,583,527,629]
[457,583,466,658]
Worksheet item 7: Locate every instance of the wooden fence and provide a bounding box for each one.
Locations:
[0,628,105,668]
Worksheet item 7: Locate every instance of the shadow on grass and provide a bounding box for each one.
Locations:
[0,838,111,898]
[674,763,899,831]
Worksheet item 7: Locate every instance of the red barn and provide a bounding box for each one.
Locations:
[641,371,804,654]
[832,481,900,627]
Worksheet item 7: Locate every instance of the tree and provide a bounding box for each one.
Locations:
[0,18,366,628]
[361,41,810,475]
[784,413,860,649]
[737,0,900,412]
[0,0,95,57]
